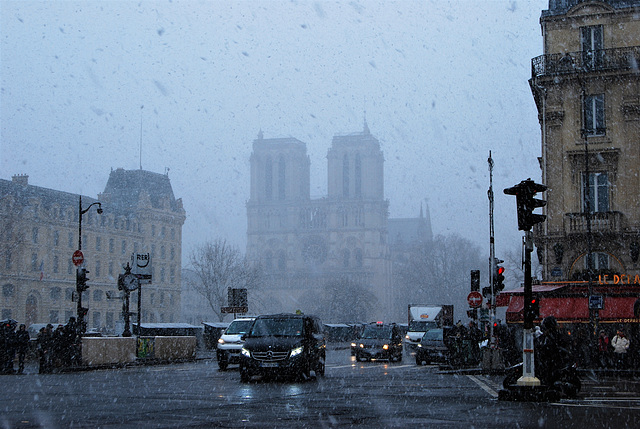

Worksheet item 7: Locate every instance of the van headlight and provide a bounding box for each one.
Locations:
[405,334,410,340]
[382,344,389,350]
[241,347,251,357]
[290,346,304,357]
[218,338,225,345]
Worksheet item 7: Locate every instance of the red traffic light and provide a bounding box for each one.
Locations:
[498,266,505,275]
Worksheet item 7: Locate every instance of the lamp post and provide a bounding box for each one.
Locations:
[76,195,103,334]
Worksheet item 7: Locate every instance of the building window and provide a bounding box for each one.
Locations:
[68,232,74,248]
[355,153,362,197]
[121,240,126,254]
[50,287,61,301]
[93,290,103,301]
[342,249,350,268]
[53,255,59,274]
[152,225,156,237]
[161,267,166,282]
[32,227,38,244]
[583,94,605,136]
[109,262,114,276]
[581,25,603,70]
[2,284,14,298]
[586,252,609,271]
[5,252,11,270]
[583,172,609,213]
[49,310,59,324]
[161,246,166,259]
[31,253,38,271]
[65,288,74,301]
[93,312,101,329]
[265,250,273,271]
[170,266,175,284]
[53,230,59,247]
[106,312,114,330]
[343,154,349,197]
[170,246,175,260]
[278,155,286,200]
[95,261,101,278]
[265,156,273,200]
[96,236,101,251]
[68,260,73,275]
[355,248,363,267]
[109,238,114,253]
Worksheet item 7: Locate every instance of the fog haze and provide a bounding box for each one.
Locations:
[1,0,546,265]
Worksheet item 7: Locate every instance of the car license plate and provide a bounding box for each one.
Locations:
[261,362,278,368]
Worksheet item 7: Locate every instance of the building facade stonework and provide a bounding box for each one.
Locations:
[530,0,640,282]
[246,125,394,321]
[0,169,185,332]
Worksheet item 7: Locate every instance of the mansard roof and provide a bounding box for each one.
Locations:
[0,175,97,210]
[543,0,640,17]
[101,168,181,214]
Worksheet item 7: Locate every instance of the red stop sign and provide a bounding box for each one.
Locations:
[467,291,483,308]
[72,250,84,266]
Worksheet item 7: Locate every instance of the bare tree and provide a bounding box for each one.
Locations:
[186,239,262,322]
[394,233,487,322]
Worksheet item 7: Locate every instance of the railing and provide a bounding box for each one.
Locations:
[532,47,640,78]
[565,211,623,234]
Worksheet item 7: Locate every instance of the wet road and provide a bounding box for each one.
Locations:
[2,346,640,428]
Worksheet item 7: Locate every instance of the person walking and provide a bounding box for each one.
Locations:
[611,329,630,370]
[597,330,610,368]
[15,324,30,374]
[3,321,17,374]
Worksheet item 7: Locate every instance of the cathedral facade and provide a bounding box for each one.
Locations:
[246,124,393,321]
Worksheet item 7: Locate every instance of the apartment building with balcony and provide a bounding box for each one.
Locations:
[529,0,640,282]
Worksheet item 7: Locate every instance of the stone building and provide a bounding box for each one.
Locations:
[246,124,393,321]
[530,0,640,282]
[0,169,185,332]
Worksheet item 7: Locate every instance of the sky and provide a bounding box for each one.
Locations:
[1,0,548,266]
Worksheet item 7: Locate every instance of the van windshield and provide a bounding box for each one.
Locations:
[250,318,303,337]
[225,320,254,335]
[408,321,437,332]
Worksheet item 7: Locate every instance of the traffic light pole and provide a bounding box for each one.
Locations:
[518,230,540,387]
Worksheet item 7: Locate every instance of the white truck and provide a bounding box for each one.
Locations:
[405,304,454,355]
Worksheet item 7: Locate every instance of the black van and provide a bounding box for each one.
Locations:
[239,313,326,381]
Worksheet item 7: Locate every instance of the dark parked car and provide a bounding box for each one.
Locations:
[415,328,448,365]
[239,313,326,381]
[354,322,403,362]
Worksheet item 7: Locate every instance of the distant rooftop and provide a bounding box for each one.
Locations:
[101,168,182,214]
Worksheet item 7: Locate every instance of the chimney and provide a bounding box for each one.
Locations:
[11,174,28,186]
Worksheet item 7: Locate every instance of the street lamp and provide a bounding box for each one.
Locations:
[76,195,103,334]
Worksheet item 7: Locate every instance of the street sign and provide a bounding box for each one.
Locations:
[589,295,604,310]
[131,253,152,284]
[467,291,483,308]
[72,250,84,266]
[221,306,248,314]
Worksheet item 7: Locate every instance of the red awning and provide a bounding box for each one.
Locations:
[496,284,568,308]
[505,295,640,323]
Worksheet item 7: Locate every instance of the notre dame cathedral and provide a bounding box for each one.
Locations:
[246,122,430,322]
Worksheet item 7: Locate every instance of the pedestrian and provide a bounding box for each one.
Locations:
[15,324,30,374]
[37,324,54,374]
[611,329,630,369]
[3,321,17,374]
[597,330,610,368]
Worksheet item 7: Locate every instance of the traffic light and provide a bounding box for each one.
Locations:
[482,286,492,298]
[77,267,90,292]
[79,307,88,318]
[504,178,548,231]
[493,259,505,293]
[470,270,480,292]
[467,309,477,320]
[524,297,540,321]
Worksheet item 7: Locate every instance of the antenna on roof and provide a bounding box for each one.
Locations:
[139,105,144,170]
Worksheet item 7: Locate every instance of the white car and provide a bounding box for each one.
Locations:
[216,317,256,370]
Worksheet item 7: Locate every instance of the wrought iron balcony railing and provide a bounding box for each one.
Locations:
[565,211,623,235]
[532,47,640,78]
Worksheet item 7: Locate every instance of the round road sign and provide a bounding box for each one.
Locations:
[72,250,84,266]
[467,291,483,308]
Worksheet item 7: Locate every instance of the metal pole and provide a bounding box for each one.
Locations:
[137,282,142,340]
[76,196,84,334]
[518,230,540,386]
[488,152,496,346]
